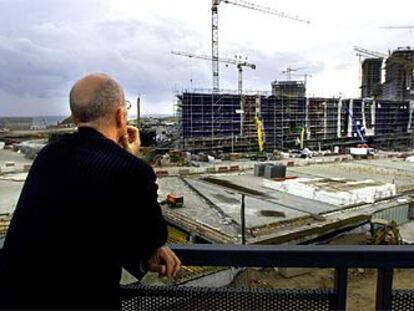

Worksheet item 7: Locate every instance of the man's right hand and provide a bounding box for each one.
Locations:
[119,126,141,156]
[146,246,181,278]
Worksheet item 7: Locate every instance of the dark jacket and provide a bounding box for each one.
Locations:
[0,127,167,309]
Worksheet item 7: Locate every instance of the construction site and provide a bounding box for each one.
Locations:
[1,0,414,310]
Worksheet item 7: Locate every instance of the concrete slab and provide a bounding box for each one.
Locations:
[264,177,396,206]
[287,160,414,193]
[399,221,414,244]
[157,177,240,241]
[184,178,309,228]
[208,173,338,215]
[0,173,28,182]
[0,180,24,214]
[0,149,32,171]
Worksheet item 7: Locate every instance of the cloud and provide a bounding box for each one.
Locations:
[0,0,413,116]
[0,9,205,115]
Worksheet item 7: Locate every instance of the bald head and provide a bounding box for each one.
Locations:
[70,73,124,123]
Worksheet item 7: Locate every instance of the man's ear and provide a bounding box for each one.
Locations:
[71,113,79,125]
[115,106,124,128]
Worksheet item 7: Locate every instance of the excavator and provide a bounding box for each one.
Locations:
[370,219,402,245]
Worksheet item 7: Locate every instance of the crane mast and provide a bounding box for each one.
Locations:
[171,50,256,94]
[211,0,309,93]
[212,1,220,92]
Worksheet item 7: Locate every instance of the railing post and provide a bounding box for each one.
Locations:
[241,193,246,245]
[333,266,348,311]
[376,267,394,311]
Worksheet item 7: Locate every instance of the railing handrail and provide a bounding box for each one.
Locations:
[170,243,414,268]
[1,239,413,268]
[170,243,414,310]
[1,239,413,310]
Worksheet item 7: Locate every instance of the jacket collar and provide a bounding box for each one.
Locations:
[77,126,108,140]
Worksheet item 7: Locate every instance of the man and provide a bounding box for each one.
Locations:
[0,73,180,309]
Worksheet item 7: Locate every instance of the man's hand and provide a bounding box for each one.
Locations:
[146,246,181,278]
[119,126,141,156]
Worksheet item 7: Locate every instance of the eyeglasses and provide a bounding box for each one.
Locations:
[124,100,132,110]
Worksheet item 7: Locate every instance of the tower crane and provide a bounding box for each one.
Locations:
[211,0,309,92]
[282,66,307,81]
[171,50,256,95]
[353,46,388,59]
[380,25,414,32]
[354,46,414,90]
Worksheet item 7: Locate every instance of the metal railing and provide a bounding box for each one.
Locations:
[168,244,414,311]
[1,238,413,310]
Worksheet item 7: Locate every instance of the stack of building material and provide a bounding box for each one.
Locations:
[255,163,287,179]
[254,164,266,177]
[264,164,286,179]
[264,177,396,206]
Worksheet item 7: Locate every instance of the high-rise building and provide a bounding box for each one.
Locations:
[271,80,306,97]
[382,47,414,101]
[361,58,382,98]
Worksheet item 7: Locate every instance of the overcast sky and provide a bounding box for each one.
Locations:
[0,0,413,117]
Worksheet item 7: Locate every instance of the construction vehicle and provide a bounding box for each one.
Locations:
[171,50,256,95]
[370,219,402,245]
[210,0,309,92]
[166,193,184,209]
[343,105,374,159]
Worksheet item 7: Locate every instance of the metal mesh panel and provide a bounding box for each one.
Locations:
[121,284,334,311]
[392,289,414,311]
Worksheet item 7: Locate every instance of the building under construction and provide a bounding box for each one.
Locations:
[178,91,413,151]
[382,47,414,101]
[361,58,383,98]
[178,46,414,152]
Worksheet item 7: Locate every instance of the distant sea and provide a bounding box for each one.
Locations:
[32,116,66,127]
[27,114,174,127]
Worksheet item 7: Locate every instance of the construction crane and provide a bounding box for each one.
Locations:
[211,0,309,92]
[380,25,414,32]
[282,66,306,81]
[171,50,256,94]
[354,46,387,59]
[354,45,414,90]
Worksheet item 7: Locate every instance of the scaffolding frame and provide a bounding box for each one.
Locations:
[178,92,414,152]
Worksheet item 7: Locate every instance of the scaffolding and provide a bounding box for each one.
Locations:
[261,96,306,150]
[307,98,342,141]
[361,58,383,98]
[382,48,414,101]
[178,92,414,151]
[375,100,410,136]
[179,92,258,151]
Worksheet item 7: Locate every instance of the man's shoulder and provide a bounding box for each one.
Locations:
[119,152,156,179]
[34,133,154,178]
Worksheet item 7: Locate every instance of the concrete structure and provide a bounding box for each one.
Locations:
[271,80,306,97]
[155,156,414,246]
[263,177,396,206]
[361,58,383,99]
[0,117,32,130]
[263,164,286,179]
[382,47,414,101]
[178,91,413,151]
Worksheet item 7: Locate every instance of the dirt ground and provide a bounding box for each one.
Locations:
[230,234,414,311]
